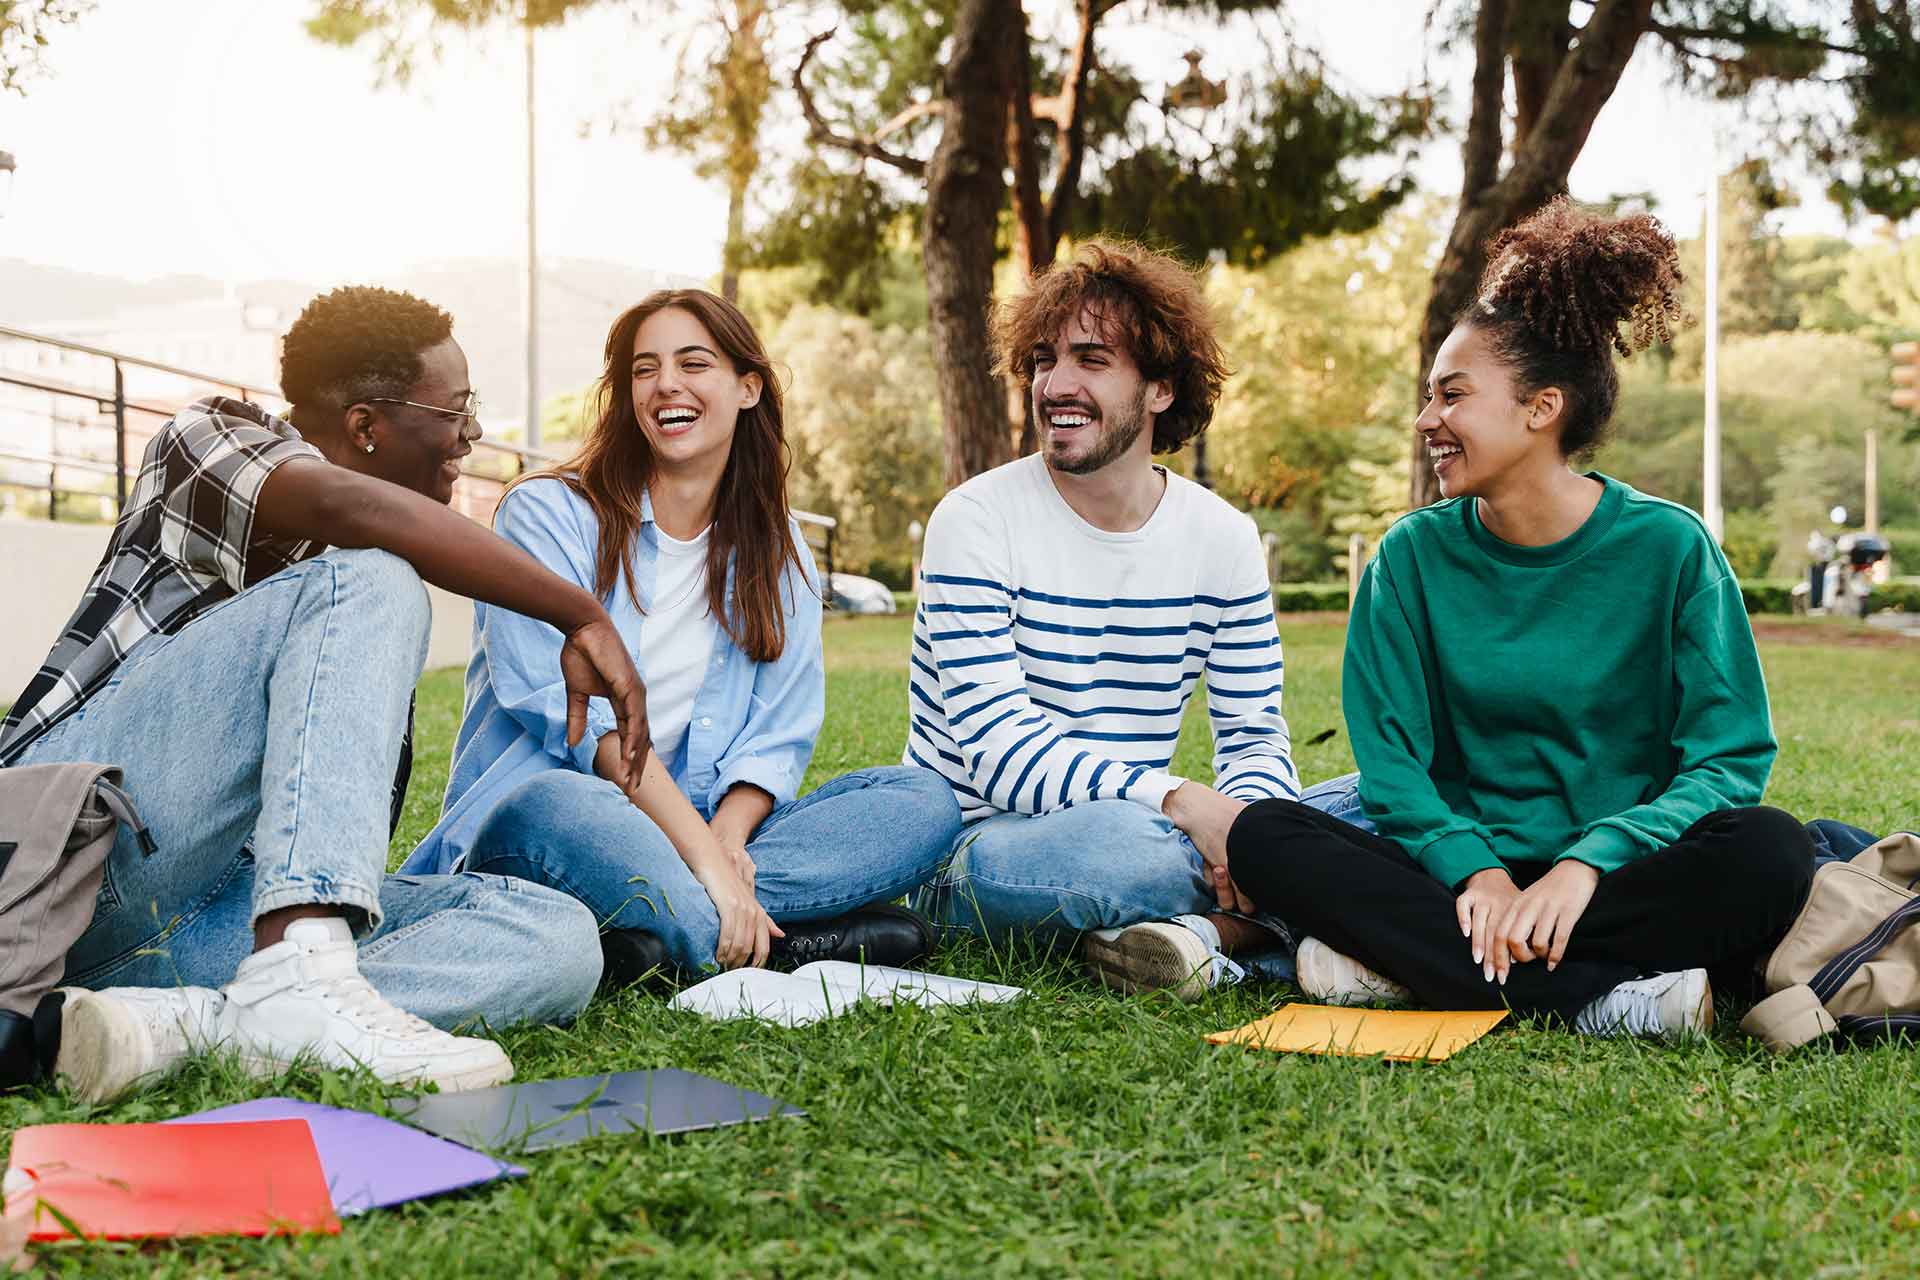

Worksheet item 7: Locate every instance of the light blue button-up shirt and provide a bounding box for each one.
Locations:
[403,476,825,875]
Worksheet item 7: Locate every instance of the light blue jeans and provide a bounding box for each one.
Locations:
[16,548,602,1030]
[465,765,965,975]
[913,774,1368,982]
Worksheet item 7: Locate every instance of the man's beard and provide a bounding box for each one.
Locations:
[1044,384,1149,476]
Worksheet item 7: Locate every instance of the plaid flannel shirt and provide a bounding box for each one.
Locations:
[1,397,323,763]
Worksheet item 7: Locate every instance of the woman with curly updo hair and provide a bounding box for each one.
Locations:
[1227,200,1815,1039]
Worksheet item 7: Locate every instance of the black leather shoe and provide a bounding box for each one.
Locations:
[0,1009,35,1090]
[769,903,934,970]
[600,929,673,991]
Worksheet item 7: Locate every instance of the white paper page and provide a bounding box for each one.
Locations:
[668,968,868,1027]
[791,962,1026,1008]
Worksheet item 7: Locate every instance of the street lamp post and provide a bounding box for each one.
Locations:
[523,22,541,452]
[1702,129,1724,543]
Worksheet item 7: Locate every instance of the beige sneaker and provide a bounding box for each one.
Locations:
[1082,921,1215,1002]
[219,917,512,1092]
[51,985,226,1104]
[1295,936,1413,1006]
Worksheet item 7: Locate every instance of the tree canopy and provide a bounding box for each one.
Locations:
[1409,0,1920,506]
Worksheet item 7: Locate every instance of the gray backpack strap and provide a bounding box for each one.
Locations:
[0,763,134,1018]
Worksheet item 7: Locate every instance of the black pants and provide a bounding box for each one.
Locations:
[1227,802,1815,1023]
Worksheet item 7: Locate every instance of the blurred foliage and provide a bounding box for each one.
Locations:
[770,2,1433,291]
[0,0,90,93]
[769,304,945,580]
[1070,60,1433,267]
[1202,202,1438,566]
[537,381,597,444]
[296,0,1920,582]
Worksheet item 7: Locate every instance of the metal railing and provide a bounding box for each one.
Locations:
[0,323,836,582]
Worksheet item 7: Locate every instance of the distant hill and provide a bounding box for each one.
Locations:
[0,256,705,424]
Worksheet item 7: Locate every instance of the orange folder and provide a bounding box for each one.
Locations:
[3,1120,340,1241]
[1208,1003,1509,1062]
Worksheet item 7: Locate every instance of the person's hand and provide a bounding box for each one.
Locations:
[710,824,757,894]
[688,848,782,970]
[1164,782,1253,913]
[1455,867,1522,983]
[1487,859,1599,983]
[559,614,649,788]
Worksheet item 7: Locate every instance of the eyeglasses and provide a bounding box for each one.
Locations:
[364,391,482,422]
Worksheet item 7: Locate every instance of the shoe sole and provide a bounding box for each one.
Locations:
[54,992,156,1105]
[1082,927,1209,1002]
[1675,973,1715,1040]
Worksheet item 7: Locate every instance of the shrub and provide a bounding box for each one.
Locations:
[1740,580,1796,614]
[859,553,916,592]
[1272,583,1355,613]
[1869,580,1920,614]
[1720,510,1775,580]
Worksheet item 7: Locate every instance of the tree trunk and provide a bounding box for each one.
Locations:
[1006,12,1046,457]
[1410,0,1655,509]
[1006,0,1101,457]
[925,0,1020,485]
[718,0,768,307]
[720,178,746,304]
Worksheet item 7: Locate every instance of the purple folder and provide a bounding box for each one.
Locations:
[169,1098,523,1216]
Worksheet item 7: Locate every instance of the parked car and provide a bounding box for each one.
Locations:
[828,573,897,615]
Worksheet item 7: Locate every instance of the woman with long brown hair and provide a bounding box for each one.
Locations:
[405,289,960,980]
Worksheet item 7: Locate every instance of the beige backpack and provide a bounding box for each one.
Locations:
[1742,831,1920,1051]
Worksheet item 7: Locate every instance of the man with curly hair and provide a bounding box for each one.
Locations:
[3,286,650,1102]
[906,240,1345,999]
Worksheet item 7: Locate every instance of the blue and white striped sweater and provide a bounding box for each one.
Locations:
[902,455,1300,823]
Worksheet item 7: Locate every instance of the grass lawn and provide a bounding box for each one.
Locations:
[6,614,1920,1277]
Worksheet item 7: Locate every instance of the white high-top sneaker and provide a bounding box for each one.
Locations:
[219,917,512,1092]
[52,984,226,1104]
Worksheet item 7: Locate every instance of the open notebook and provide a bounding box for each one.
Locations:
[670,961,1025,1026]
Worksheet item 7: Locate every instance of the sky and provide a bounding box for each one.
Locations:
[0,0,1862,288]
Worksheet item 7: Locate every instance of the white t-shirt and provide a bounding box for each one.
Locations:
[641,524,720,772]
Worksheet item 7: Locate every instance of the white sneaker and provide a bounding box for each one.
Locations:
[219,917,512,1092]
[51,984,226,1104]
[1295,937,1413,1006]
[1573,969,1714,1041]
[1082,920,1217,1002]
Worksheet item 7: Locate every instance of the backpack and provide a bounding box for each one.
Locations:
[1742,831,1920,1052]
[0,762,151,1088]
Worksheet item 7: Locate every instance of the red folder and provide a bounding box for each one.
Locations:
[4,1120,340,1241]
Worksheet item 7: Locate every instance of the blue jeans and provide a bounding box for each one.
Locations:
[1805,819,1883,865]
[912,774,1366,980]
[465,765,965,974]
[1300,772,1369,831]
[17,548,603,1030]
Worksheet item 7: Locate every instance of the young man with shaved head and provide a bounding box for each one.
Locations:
[905,240,1350,999]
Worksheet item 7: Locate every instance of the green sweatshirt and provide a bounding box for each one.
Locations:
[1344,474,1776,889]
